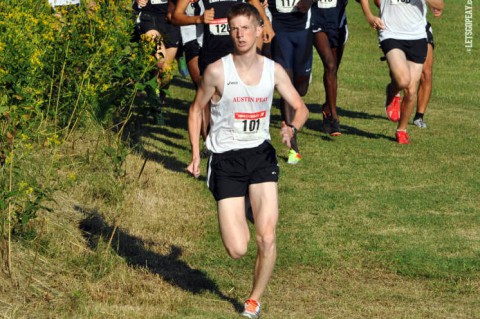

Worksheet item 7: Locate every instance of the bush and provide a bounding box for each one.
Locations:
[0,0,157,256]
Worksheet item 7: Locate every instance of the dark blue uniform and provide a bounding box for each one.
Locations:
[311,0,348,48]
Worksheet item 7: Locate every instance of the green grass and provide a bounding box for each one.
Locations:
[1,2,479,318]
[163,3,480,317]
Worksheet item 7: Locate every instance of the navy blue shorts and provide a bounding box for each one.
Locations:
[207,141,279,201]
[271,28,313,76]
[313,24,348,48]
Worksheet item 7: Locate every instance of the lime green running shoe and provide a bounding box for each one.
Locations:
[287,149,302,165]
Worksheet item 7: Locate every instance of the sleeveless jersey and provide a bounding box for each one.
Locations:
[206,55,275,153]
[267,0,311,31]
[180,0,205,45]
[378,0,427,41]
[311,0,348,30]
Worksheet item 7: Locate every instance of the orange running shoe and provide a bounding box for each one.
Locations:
[241,299,261,318]
[395,130,410,144]
[386,88,401,122]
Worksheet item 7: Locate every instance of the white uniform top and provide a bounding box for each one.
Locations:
[206,54,275,154]
[48,0,80,7]
[378,0,427,42]
[180,0,205,45]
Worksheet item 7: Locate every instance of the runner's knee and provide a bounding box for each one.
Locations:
[225,242,248,259]
[255,232,276,255]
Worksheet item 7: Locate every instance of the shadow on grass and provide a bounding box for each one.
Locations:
[308,103,386,121]
[117,94,191,174]
[76,206,243,313]
[304,119,394,141]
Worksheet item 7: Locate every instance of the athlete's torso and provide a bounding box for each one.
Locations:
[311,0,348,29]
[267,0,311,31]
[206,54,275,153]
[379,0,427,41]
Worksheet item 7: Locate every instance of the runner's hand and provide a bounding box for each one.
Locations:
[280,121,292,148]
[136,0,148,8]
[369,16,384,30]
[202,8,215,24]
[262,20,275,43]
[187,157,201,178]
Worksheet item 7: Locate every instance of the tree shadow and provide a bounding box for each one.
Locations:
[115,94,192,174]
[76,205,243,312]
[170,75,196,91]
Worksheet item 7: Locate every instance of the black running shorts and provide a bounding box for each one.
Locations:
[426,22,434,49]
[380,38,428,64]
[139,12,180,48]
[207,141,279,201]
[183,39,201,63]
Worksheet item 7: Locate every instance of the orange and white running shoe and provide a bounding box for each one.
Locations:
[241,299,261,318]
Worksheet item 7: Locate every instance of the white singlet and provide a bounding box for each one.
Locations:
[205,54,275,154]
[378,0,427,41]
[180,0,205,45]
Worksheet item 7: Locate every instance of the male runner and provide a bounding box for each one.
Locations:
[172,0,274,74]
[414,7,443,128]
[172,0,273,144]
[178,0,204,87]
[371,0,444,129]
[358,0,444,144]
[186,3,309,317]
[267,0,313,163]
[312,0,348,136]
[134,0,181,122]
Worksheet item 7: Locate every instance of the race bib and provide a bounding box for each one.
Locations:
[390,0,411,4]
[317,0,337,9]
[233,111,267,141]
[209,18,230,36]
[275,0,300,13]
[151,0,168,4]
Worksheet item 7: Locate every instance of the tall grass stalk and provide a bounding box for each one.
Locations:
[64,36,108,142]
[54,47,69,133]
[6,135,14,276]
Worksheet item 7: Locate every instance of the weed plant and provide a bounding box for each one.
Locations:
[0,0,158,275]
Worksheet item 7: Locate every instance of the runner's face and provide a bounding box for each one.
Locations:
[229,15,261,52]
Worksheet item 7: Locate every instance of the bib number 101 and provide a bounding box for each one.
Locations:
[242,119,260,132]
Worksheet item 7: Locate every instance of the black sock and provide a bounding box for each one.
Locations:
[414,112,424,120]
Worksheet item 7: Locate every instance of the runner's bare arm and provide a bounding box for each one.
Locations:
[358,0,384,30]
[172,0,215,26]
[248,0,275,43]
[187,61,223,177]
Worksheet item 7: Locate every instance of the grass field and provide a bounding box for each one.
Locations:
[1,2,479,318]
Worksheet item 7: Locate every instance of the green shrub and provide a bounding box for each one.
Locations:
[0,0,157,254]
